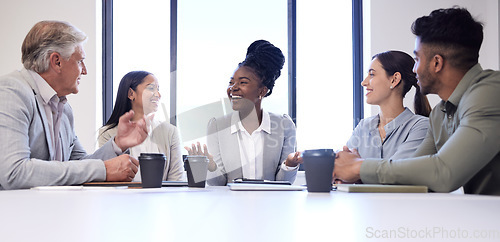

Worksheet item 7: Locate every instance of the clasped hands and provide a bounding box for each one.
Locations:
[332,146,363,184]
[104,110,153,181]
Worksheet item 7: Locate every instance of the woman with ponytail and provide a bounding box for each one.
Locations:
[343,50,431,161]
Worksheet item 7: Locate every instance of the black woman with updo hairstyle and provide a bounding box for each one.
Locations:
[186,40,301,186]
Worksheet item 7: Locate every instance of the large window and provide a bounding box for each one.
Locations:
[111,0,357,153]
[296,0,354,150]
[176,0,288,147]
[113,0,171,123]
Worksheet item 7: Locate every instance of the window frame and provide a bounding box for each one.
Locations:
[102,0,364,128]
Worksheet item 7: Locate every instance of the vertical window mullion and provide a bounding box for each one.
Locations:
[352,0,364,128]
[288,0,297,124]
[170,0,178,126]
[102,0,113,125]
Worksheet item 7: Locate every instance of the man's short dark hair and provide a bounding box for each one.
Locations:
[411,7,483,70]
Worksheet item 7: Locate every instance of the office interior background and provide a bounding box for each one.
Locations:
[0,0,498,154]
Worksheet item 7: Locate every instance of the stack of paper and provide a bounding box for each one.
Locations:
[228,183,306,191]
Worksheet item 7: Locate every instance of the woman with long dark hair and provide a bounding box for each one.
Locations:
[98,71,184,181]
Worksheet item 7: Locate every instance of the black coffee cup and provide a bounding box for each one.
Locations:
[139,153,166,188]
[303,149,335,192]
[184,155,209,188]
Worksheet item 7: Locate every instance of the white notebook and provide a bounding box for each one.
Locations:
[335,184,428,193]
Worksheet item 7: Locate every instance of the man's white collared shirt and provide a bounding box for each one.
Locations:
[29,70,66,160]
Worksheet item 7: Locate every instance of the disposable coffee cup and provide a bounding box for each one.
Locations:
[303,149,335,192]
[139,153,166,188]
[184,155,209,188]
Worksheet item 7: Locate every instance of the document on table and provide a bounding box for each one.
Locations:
[31,186,126,191]
[82,181,188,187]
[228,183,306,191]
[31,181,189,190]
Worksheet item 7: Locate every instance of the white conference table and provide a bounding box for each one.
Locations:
[0,185,499,242]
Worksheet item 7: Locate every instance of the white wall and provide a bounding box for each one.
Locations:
[0,0,102,152]
[364,0,500,116]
